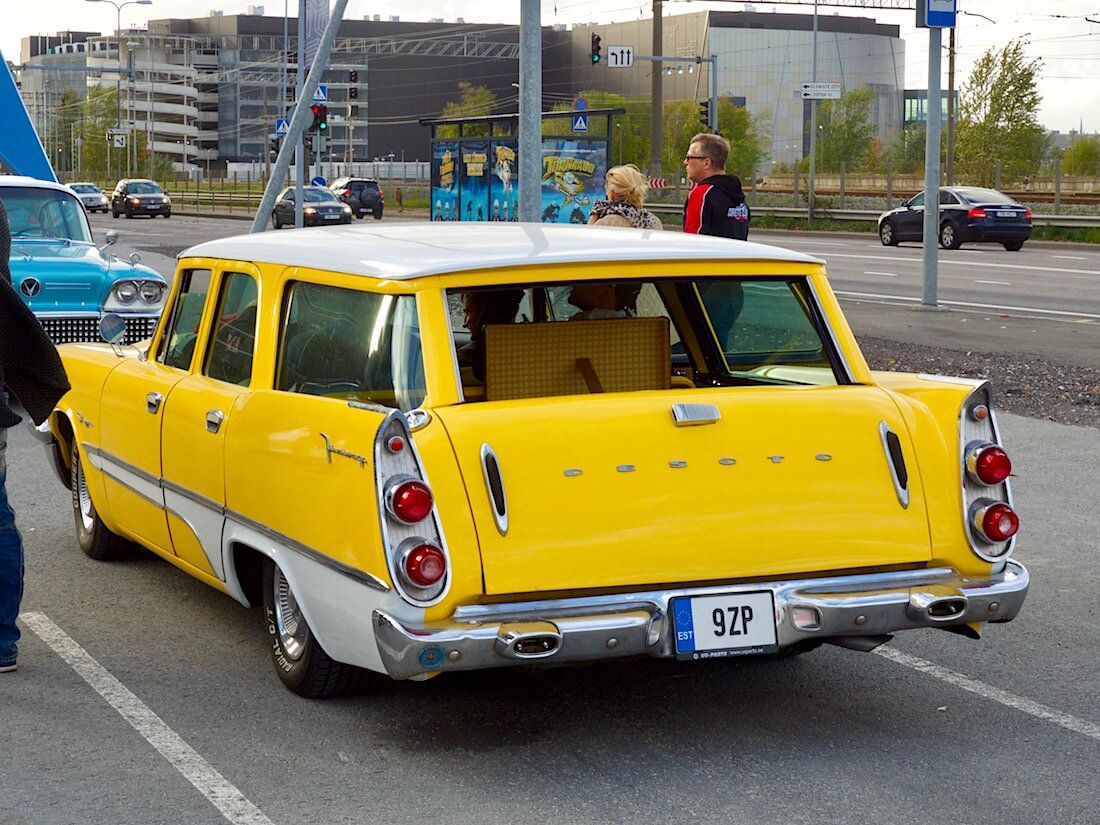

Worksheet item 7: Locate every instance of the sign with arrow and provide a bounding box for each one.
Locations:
[800,82,841,100]
[607,46,634,68]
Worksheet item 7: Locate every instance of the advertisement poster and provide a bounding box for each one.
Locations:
[459,140,490,222]
[488,139,519,221]
[540,139,607,224]
[431,141,459,221]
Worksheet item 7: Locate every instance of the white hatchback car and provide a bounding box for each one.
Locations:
[66,182,110,213]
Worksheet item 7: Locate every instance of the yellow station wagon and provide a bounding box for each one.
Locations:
[36,223,1028,698]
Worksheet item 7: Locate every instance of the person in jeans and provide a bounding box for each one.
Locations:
[0,199,70,673]
[682,133,751,240]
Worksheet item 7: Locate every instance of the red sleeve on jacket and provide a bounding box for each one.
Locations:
[683,184,711,234]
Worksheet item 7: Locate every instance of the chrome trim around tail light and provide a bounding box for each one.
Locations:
[959,382,1017,562]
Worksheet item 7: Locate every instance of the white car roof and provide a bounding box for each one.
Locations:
[182,223,822,281]
[0,176,78,196]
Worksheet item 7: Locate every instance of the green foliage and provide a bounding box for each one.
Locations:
[1062,136,1100,177]
[814,86,875,173]
[955,39,1048,187]
[718,99,768,180]
[79,85,119,179]
[886,124,927,174]
[437,82,498,138]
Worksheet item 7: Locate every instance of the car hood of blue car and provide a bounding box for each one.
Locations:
[9,239,165,312]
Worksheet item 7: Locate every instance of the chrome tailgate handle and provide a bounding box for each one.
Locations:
[206,409,225,434]
[671,403,720,426]
[145,392,163,414]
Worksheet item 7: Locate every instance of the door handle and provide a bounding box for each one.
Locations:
[146,392,163,414]
[205,409,225,434]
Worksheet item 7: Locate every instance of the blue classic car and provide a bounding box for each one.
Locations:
[1,176,167,344]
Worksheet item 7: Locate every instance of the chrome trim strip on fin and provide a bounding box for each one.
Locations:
[481,442,509,536]
[671,403,721,427]
[878,421,909,509]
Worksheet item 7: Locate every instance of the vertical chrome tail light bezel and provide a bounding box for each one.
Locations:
[958,381,1018,562]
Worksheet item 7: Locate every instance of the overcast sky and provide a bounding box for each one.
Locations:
[7,0,1097,133]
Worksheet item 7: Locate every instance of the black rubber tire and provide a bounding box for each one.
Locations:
[71,439,132,561]
[373,209,383,220]
[272,211,282,230]
[163,212,171,219]
[879,220,898,246]
[262,558,366,698]
[1003,240,1024,251]
[939,221,962,249]
[112,208,119,219]
[125,207,133,219]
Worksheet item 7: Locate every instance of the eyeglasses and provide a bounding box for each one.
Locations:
[683,155,707,162]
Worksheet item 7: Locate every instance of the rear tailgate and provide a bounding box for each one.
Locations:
[435,386,931,595]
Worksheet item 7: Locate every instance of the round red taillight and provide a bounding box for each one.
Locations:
[386,435,406,454]
[404,543,446,587]
[981,503,1019,543]
[973,445,1012,485]
[389,479,433,523]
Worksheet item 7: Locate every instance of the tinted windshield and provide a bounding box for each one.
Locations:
[0,186,93,243]
[70,184,99,194]
[128,181,163,194]
[303,188,339,203]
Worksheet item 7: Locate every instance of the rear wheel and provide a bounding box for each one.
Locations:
[262,559,367,698]
[111,207,119,219]
[373,209,383,220]
[879,220,898,246]
[1003,240,1024,251]
[71,440,132,561]
[939,221,962,249]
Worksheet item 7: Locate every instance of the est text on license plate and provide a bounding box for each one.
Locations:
[672,591,778,659]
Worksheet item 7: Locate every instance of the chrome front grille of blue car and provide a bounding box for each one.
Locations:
[39,315,159,345]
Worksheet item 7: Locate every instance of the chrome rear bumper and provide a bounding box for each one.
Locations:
[372,561,1029,680]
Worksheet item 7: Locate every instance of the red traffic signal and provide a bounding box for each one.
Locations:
[309,103,328,132]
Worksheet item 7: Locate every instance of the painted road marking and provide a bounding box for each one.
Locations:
[22,612,275,825]
[833,290,1100,322]
[863,270,898,277]
[876,647,1100,742]
[1053,255,1089,261]
[974,279,1012,285]
[817,252,1100,277]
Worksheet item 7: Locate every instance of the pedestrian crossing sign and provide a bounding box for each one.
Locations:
[572,114,589,132]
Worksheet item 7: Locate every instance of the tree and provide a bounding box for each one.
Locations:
[718,99,768,181]
[954,39,1048,187]
[814,86,875,173]
[547,90,652,169]
[886,124,927,175]
[437,82,498,137]
[79,84,119,180]
[1063,135,1100,177]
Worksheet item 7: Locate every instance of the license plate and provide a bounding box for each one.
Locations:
[145,205,160,210]
[323,214,341,220]
[996,210,1016,218]
[672,591,778,659]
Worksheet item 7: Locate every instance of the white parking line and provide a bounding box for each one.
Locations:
[875,647,1100,742]
[1053,255,1089,261]
[22,612,275,825]
[974,279,1012,285]
[863,270,898,277]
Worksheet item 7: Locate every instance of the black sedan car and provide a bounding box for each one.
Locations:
[271,186,353,229]
[878,186,1032,251]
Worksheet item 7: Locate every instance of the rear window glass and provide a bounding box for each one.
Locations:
[447,277,843,402]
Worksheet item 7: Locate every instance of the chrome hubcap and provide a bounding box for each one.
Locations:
[273,567,308,661]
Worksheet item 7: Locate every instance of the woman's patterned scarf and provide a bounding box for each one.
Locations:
[589,199,661,229]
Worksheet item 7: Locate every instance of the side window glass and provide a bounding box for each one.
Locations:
[909,192,925,208]
[939,190,958,205]
[157,268,212,370]
[205,272,259,386]
[276,282,424,411]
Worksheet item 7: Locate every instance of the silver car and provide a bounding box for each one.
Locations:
[67,182,109,214]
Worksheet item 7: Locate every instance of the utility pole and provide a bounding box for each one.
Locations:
[650,0,662,179]
[518,0,541,222]
[945,26,955,185]
[807,0,819,227]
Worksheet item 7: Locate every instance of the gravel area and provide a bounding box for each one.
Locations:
[858,335,1100,430]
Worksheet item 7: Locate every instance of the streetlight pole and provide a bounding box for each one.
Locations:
[86,0,152,178]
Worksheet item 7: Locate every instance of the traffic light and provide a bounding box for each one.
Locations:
[349,69,359,100]
[590,33,602,64]
[270,137,280,158]
[310,103,328,132]
[698,100,711,129]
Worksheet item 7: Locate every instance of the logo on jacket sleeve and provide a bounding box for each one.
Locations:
[727,204,749,223]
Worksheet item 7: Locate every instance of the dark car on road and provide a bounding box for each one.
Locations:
[330,177,384,219]
[110,178,172,219]
[271,185,353,228]
[878,186,1032,251]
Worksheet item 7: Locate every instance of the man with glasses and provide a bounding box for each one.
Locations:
[682,133,751,240]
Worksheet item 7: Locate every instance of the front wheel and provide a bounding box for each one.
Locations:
[939,221,962,249]
[262,559,366,698]
[879,220,898,246]
[1003,240,1024,251]
[373,209,383,220]
[71,440,132,561]
[272,212,282,230]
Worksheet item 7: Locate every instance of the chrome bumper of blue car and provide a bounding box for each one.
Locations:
[373,561,1029,680]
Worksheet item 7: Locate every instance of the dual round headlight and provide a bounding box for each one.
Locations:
[114,280,164,305]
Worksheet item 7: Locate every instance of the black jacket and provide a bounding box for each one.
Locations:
[0,199,70,427]
[683,174,751,240]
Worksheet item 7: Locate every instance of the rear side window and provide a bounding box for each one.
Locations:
[205,272,259,386]
[276,282,424,411]
[157,268,212,370]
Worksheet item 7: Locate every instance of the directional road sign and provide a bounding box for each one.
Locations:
[572,114,589,133]
[275,118,290,136]
[112,134,127,149]
[800,82,841,100]
[312,83,328,103]
[607,46,634,68]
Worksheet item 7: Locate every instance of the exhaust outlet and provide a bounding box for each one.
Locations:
[907,585,968,623]
[495,621,562,660]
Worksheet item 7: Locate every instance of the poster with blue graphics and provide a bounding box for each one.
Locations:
[430,141,459,221]
[540,139,607,224]
[488,139,519,222]
[458,140,490,222]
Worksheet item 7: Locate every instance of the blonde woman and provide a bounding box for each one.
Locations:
[587,164,663,230]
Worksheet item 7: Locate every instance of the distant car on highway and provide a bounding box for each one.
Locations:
[1,176,167,344]
[110,178,172,219]
[878,186,1032,251]
[67,182,109,213]
[271,185,353,228]
[330,177,384,220]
